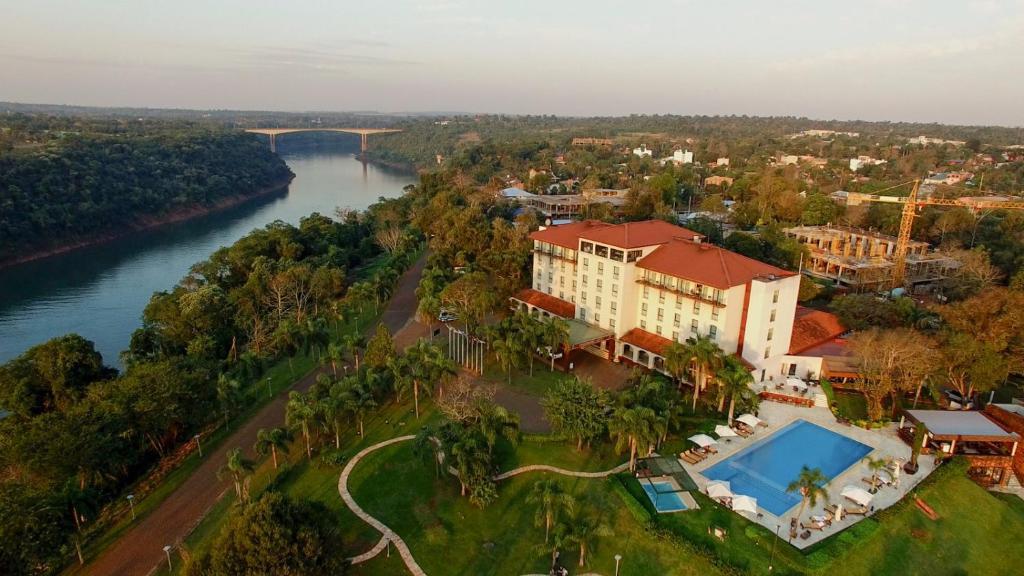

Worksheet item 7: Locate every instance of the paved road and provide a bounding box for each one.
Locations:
[85,254,427,576]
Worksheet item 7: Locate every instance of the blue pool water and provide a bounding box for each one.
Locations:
[642,481,688,512]
[703,419,872,516]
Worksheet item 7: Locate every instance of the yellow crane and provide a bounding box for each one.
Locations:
[884,179,1024,287]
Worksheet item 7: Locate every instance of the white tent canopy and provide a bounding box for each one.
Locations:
[737,414,762,428]
[707,481,732,500]
[732,494,758,515]
[841,485,873,507]
[715,424,739,438]
[688,434,718,448]
[787,377,808,390]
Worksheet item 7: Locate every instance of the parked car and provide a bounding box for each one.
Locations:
[439,310,458,323]
[943,388,975,409]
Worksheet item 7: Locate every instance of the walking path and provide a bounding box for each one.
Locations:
[340,434,628,574]
[85,254,427,576]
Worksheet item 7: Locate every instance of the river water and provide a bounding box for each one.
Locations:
[0,148,414,368]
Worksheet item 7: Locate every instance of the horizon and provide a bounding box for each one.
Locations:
[2,1,1023,127]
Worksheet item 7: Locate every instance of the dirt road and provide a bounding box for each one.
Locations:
[85,254,427,576]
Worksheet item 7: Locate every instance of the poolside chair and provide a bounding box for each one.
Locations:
[843,505,870,516]
[680,452,701,465]
[732,425,752,437]
[825,504,843,520]
[800,521,826,531]
[702,445,719,455]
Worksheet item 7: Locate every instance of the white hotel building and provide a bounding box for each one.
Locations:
[512,220,816,384]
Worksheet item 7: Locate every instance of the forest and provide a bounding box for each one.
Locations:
[0,126,293,264]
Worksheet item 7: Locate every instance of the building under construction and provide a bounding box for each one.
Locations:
[784,225,957,290]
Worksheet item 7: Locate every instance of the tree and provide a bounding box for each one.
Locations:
[715,356,755,424]
[938,332,1007,407]
[662,341,691,390]
[185,492,346,576]
[217,448,255,503]
[786,466,828,526]
[326,342,344,377]
[340,333,365,372]
[285,391,317,459]
[343,380,377,437]
[542,377,610,450]
[863,455,889,493]
[541,316,570,371]
[526,480,576,544]
[254,428,291,470]
[491,328,525,385]
[476,402,520,454]
[216,374,242,428]
[363,324,396,369]
[562,507,612,568]
[608,405,665,472]
[938,287,1024,374]
[682,336,724,412]
[848,328,937,420]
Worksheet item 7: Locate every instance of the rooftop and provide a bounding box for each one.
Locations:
[512,288,575,318]
[530,219,700,251]
[904,410,1019,441]
[637,238,794,290]
[788,306,846,355]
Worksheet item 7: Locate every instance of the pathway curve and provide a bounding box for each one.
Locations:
[85,254,427,576]
[340,434,629,574]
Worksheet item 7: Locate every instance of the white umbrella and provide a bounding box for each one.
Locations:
[688,434,718,448]
[841,485,873,507]
[732,494,758,515]
[715,424,739,438]
[787,377,808,390]
[737,414,762,428]
[707,481,733,500]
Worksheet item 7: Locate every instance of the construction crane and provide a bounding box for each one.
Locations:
[885,179,1024,287]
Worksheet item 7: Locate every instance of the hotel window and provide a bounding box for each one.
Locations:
[711,288,721,304]
[560,261,565,271]
[610,301,617,313]
[711,307,719,321]
[581,292,587,304]
[694,284,704,297]
[658,291,665,304]
[673,313,681,327]
[581,241,594,254]
[595,313,601,323]
[559,291,564,300]
[767,328,774,341]
[595,245,609,258]
[560,276,565,287]
[610,249,624,261]
[611,283,619,296]
[582,257,589,270]
[657,308,664,321]
[579,309,587,321]
[612,265,621,279]
[691,319,699,333]
[693,301,701,314]
[764,346,771,359]
[770,309,776,322]
[672,331,679,341]
[643,286,650,299]
[610,318,616,329]
[709,325,718,340]
[597,262,604,274]
[596,279,603,290]
[641,303,648,315]
[547,271,553,282]
[627,249,642,262]
[595,296,602,308]
[582,274,588,287]
[547,287,552,294]
[656,325,663,335]
[675,295,682,309]
[772,289,779,304]
[641,320,647,329]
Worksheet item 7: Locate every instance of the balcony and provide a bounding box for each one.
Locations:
[534,247,577,264]
[635,277,726,308]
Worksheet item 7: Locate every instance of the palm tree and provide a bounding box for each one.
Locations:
[286,391,317,459]
[526,479,576,544]
[326,341,344,377]
[715,356,755,424]
[388,355,413,406]
[543,316,570,371]
[340,333,365,372]
[218,447,255,502]
[445,426,490,497]
[562,508,612,567]
[683,336,724,412]
[413,425,445,478]
[476,403,520,454]
[491,329,525,385]
[416,293,441,342]
[662,340,690,390]
[863,455,890,493]
[344,381,377,437]
[514,310,543,376]
[786,466,829,526]
[254,427,291,470]
[608,405,666,472]
[216,374,242,428]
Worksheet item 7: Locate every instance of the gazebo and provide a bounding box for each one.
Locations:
[901,409,1021,487]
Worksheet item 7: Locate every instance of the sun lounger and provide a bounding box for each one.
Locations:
[843,505,870,516]
[702,446,719,455]
[800,522,826,531]
[680,453,701,465]
[732,426,752,437]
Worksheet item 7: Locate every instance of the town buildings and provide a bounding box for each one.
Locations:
[632,144,654,158]
[908,135,966,146]
[513,220,810,385]
[849,156,886,171]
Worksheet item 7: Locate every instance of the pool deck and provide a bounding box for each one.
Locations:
[682,401,938,549]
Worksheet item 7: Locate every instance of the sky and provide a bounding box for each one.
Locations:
[1,0,1023,126]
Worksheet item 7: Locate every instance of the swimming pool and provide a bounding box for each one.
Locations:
[703,419,872,517]
[641,481,688,512]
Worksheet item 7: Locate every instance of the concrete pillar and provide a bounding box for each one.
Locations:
[360,133,368,153]
[269,134,276,153]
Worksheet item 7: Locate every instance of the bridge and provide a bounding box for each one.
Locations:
[244,128,402,153]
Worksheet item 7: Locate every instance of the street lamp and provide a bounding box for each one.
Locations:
[614,553,622,576]
[266,377,272,399]
[126,494,136,520]
[194,434,202,457]
[163,545,173,572]
[769,524,781,571]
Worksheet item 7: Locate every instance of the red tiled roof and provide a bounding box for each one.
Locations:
[637,238,795,290]
[620,328,675,357]
[512,288,575,318]
[530,220,613,250]
[788,306,847,355]
[579,220,701,248]
[529,219,701,250]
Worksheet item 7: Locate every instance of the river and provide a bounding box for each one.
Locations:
[0,147,414,368]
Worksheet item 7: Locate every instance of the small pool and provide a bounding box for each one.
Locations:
[642,481,688,512]
[703,419,872,517]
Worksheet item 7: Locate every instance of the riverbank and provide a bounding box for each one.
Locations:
[0,175,295,270]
